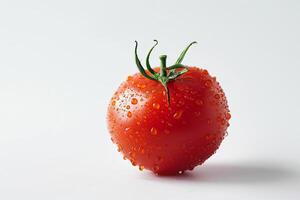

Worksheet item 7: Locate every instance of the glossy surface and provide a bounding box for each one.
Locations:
[107,67,230,175]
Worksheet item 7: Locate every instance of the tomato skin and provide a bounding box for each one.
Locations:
[107,67,230,175]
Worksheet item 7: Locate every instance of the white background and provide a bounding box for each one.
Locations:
[1,0,300,199]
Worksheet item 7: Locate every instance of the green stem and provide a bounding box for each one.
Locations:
[159,55,167,76]
[133,40,197,105]
[134,41,156,81]
[175,41,197,64]
[146,40,158,76]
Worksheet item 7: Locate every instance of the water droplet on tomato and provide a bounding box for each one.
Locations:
[112,100,116,106]
[204,80,212,88]
[150,127,158,135]
[214,94,220,99]
[152,103,160,110]
[127,111,132,118]
[140,148,145,154]
[178,100,184,105]
[173,110,183,119]
[167,122,173,127]
[139,165,144,171]
[225,113,231,120]
[117,144,123,152]
[153,165,160,172]
[129,152,136,158]
[127,76,133,81]
[137,84,146,89]
[126,105,130,109]
[195,111,201,117]
[196,99,203,106]
[130,159,137,166]
[178,171,183,174]
[131,98,138,105]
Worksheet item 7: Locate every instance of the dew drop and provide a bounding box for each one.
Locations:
[225,113,231,120]
[137,84,146,89]
[112,100,116,106]
[153,165,160,172]
[117,144,123,152]
[152,103,160,110]
[167,122,173,127]
[127,111,132,118]
[195,111,201,117]
[131,98,138,105]
[204,80,212,88]
[127,76,133,81]
[130,159,137,166]
[126,105,130,109]
[129,152,136,158]
[173,110,183,119]
[110,137,115,143]
[139,165,144,171]
[196,99,203,106]
[150,127,158,135]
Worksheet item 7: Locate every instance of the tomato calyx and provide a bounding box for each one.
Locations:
[134,40,197,104]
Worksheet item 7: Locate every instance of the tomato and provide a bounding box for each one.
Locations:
[107,41,230,175]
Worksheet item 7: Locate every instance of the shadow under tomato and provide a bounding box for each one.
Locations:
[141,162,298,184]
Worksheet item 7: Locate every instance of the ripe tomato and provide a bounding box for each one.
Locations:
[107,41,230,175]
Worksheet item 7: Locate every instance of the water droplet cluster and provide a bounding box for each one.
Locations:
[107,67,231,175]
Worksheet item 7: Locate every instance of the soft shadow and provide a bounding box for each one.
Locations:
[142,162,298,184]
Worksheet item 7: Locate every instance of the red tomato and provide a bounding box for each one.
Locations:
[107,41,230,175]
